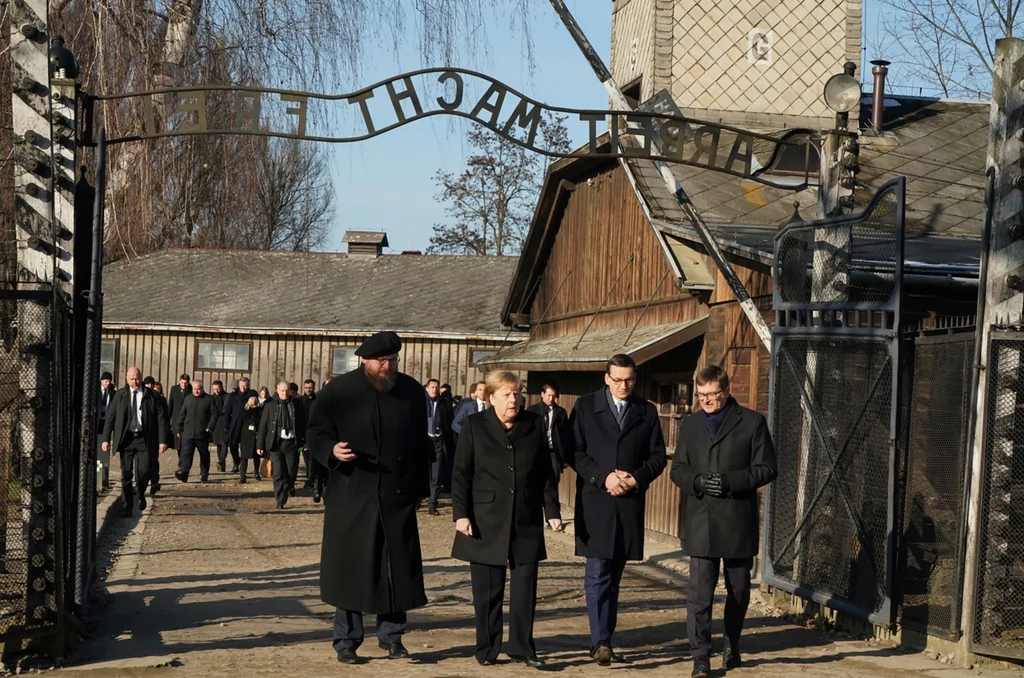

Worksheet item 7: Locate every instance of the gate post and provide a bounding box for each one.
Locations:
[960,36,1024,663]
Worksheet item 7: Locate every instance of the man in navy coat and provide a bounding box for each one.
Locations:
[670,365,777,678]
[566,354,667,666]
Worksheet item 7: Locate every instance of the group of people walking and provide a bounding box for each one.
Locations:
[97,370,331,516]
[309,331,778,678]
[97,328,777,677]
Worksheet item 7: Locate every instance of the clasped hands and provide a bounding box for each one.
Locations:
[694,472,731,498]
[604,470,638,497]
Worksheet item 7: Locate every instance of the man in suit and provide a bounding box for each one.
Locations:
[168,373,191,457]
[97,371,116,484]
[424,378,454,515]
[211,380,231,473]
[527,383,569,477]
[142,376,166,495]
[299,379,318,489]
[257,380,307,509]
[528,383,569,528]
[452,381,486,438]
[174,380,220,483]
[100,367,169,517]
[670,366,777,678]
[224,377,258,481]
[566,354,667,666]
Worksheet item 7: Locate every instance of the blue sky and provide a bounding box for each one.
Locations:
[326,1,611,254]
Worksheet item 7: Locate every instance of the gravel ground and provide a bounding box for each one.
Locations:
[47,449,1024,677]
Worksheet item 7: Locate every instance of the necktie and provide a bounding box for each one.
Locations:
[131,390,140,431]
[283,401,293,433]
[616,401,624,417]
[546,406,553,448]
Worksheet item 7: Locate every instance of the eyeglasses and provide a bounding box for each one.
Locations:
[370,355,399,364]
[696,389,725,401]
[608,376,636,386]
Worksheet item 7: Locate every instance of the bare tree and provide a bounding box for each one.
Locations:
[874,0,1023,97]
[46,0,540,260]
[252,136,334,251]
[427,114,570,256]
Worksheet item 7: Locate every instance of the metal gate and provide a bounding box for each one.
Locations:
[763,178,906,625]
[897,332,975,638]
[972,333,1024,659]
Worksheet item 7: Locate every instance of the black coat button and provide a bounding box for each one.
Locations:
[509,488,514,494]
[508,466,514,472]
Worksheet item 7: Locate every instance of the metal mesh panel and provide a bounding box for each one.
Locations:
[0,298,60,635]
[898,335,974,634]
[767,336,893,616]
[776,180,901,307]
[975,337,1024,654]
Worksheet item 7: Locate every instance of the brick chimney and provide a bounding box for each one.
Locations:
[342,231,389,257]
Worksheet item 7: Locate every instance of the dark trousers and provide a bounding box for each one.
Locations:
[239,457,262,480]
[427,436,445,509]
[119,435,150,506]
[585,555,627,647]
[220,441,240,469]
[179,437,210,481]
[470,558,539,662]
[686,556,753,657]
[301,446,313,485]
[332,607,406,652]
[270,440,299,506]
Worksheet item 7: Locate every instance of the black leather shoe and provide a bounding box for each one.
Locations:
[591,642,612,666]
[337,648,361,664]
[174,471,186,483]
[138,497,147,511]
[231,466,239,473]
[692,655,711,678]
[312,489,321,504]
[477,657,497,666]
[200,476,209,483]
[427,506,439,516]
[509,654,544,668]
[276,502,285,510]
[723,643,741,670]
[150,483,160,496]
[304,480,315,489]
[218,463,226,472]
[379,640,409,658]
[288,487,296,497]
[254,474,262,481]
[239,476,247,484]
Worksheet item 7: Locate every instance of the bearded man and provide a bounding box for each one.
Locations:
[307,331,431,665]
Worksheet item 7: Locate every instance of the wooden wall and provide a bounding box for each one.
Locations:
[100,328,506,397]
[530,166,708,339]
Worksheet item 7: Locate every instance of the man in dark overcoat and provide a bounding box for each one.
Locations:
[101,367,169,517]
[307,331,431,665]
[174,380,219,483]
[256,380,307,509]
[167,373,191,454]
[566,354,667,666]
[224,377,258,481]
[670,365,777,678]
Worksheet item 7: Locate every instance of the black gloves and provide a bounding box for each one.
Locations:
[694,472,731,497]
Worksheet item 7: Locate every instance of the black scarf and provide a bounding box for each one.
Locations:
[701,397,736,440]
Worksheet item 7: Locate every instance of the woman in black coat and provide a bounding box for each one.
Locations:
[451,371,561,668]
[239,395,264,482]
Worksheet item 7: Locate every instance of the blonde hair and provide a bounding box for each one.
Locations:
[244,395,259,410]
[484,370,522,399]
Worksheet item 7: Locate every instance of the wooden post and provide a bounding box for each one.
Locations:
[960,36,1024,663]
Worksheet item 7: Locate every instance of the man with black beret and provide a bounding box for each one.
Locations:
[307,331,431,665]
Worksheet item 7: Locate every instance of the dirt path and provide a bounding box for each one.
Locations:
[56,452,1023,677]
